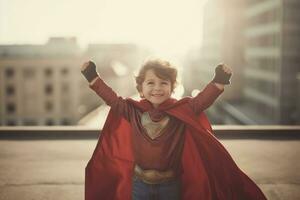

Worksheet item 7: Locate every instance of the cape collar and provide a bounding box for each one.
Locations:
[129,98,178,122]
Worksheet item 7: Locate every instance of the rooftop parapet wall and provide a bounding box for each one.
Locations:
[0,125,299,140]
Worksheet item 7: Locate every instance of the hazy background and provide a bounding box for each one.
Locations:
[0,0,204,57]
[1,0,300,127]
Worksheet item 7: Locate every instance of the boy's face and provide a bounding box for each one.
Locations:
[140,69,172,108]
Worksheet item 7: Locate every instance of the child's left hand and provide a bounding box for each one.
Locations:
[220,64,233,75]
[212,63,232,85]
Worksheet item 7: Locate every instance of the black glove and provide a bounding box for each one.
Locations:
[81,61,98,82]
[212,64,232,85]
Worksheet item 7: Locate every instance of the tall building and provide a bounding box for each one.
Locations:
[0,37,83,126]
[184,0,300,125]
[241,0,300,124]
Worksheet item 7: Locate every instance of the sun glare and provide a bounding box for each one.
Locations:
[0,0,205,56]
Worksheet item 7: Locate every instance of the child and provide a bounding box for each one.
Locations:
[81,59,267,200]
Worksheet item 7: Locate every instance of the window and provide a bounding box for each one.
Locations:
[6,120,16,126]
[45,84,53,95]
[45,119,55,126]
[5,68,14,78]
[45,68,53,77]
[61,67,69,75]
[6,103,16,114]
[6,85,15,96]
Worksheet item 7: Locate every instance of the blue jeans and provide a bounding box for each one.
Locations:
[132,176,181,200]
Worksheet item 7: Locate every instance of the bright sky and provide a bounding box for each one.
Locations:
[0,0,205,56]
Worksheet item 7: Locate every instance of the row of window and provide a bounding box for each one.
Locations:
[246,57,279,71]
[5,83,70,96]
[246,33,280,47]
[5,101,71,114]
[245,77,277,97]
[4,67,70,78]
[3,118,72,126]
[247,7,280,27]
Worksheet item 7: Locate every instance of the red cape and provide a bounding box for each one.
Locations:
[85,98,267,200]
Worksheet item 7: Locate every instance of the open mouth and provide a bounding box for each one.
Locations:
[151,94,163,97]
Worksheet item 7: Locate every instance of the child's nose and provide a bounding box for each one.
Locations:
[153,84,162,90]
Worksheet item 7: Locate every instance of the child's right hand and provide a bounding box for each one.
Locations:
[81,61,99,83]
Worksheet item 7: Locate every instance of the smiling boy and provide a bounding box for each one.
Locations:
[81,59,267,200]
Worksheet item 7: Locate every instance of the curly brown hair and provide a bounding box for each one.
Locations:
[135,59,178,94]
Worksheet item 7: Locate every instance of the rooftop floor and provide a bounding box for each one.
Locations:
[0,137,299,200]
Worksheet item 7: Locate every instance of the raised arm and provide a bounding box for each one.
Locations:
[81,61,132,120]
[189,63,232,114]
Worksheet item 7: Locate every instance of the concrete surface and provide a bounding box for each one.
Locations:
[0,139,299,200]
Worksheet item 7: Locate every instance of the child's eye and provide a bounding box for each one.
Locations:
[161,82,168,85]
[147,82,154,85]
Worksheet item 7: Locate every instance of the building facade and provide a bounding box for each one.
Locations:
[242,0,300,124]
[184,0,300,125]
[0,38,150,126]
[0,37,83,125]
